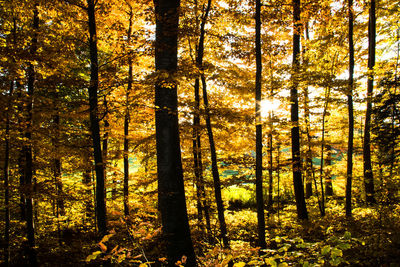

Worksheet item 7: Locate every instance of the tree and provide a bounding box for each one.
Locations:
[191,0,212,238]
[23,2,39,265]
[345,0,355,217]
[123,4,133,217]
[255,0,266,249]
[153,0,197,265]
[291,0,308,220]
[363,0,377,204]
[87,0,107,235]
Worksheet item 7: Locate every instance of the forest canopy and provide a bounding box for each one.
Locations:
[0,0,399,266]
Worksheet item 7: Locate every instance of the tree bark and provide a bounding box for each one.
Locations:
[325,145,333,196]
[3,81,13,267]
[24,2,39,265]
[291,0,308,220]
[255,0,266,248]
[193,0,212,239]
[124,7,133,216]
[53,113,65,216]
[363,0,376,204]
[102,98,109,199]
[345,0,354,217]
[87,0,107,235]
[154,0,197,265]
[303,22,313,199]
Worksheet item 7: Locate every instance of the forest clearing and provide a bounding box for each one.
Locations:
[1,0,399,266]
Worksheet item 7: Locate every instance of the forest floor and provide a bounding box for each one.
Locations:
[6,198,400,266]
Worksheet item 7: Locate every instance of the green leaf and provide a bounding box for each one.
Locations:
[321,245,331,256]
[329,257,343,266]
[343,231,351,240]
[265,257,277,267]
[330,248,343,258]
[336,242,351,250]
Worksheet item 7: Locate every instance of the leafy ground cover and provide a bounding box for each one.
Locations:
[28,198,398,266]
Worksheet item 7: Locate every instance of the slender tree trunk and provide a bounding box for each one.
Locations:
[193,0,212,239]
[83,157,94,223]
[24,3,39,265]
[124,8,133,216]
[267,122,273,212]
[291,0,308,220]
[266,61,274,212]
[325,145,333,196]
[102,98,109,199]
[202,75,229,248]
[53,113,65,216]
[304,85,314,199]
[195,0,225,247]
[277,143,281,222]
[87,0,107,235]
[319,86,331,216]
[303,22,313,198]
[3,81,13,267]
[363,0,376,204]
[346,0,355,217]
[154,0,197,265]
[255,0,266,248]
[16,79,26,221]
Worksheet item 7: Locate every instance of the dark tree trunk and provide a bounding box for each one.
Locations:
[3,81,13,267]
[24,3,39,265]
[86,0,107,235]
[124,7,133,216]
[255,0,266,249]
[266,61,274,212]
[291,0,308,220]
[202,75,229,248]
[17,79,26,221]
[319,86,331,217]
[102,98,109,199]
[153,0,197,265]
[304,85,314,199]
[53,113,65,216]
[325,145,333,196]
[83,158,94,223]
[363,0,376,204]
[267,127,273,212]
[345,0,354,217]
[303,23,313,199]
[192,0,212,238]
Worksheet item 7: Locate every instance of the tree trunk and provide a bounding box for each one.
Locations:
[303,22,313,199]
[267,127,274,212]
[24,3,39,265]
[17,79,26,221]
[346,0,355,218]
[154,0,197,265]
[291,0,308,220]
[255,0,266,248]
[53,113,65,216]
[363,0,376,204]
[87,0,107,235]
[83,157,94,224]
[319,86,331,217]
[3,81,13,267]
[325,145,333,196]
[192,0,212,239]
[102,98,109,200]
[124,7,133,216]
